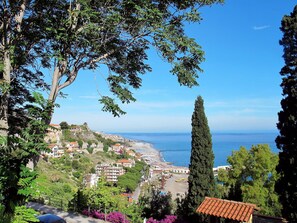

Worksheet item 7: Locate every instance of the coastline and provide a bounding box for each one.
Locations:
[128,141,166,164]
[127,139,189,200]
[127,139,188,171]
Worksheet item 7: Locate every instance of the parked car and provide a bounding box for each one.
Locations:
[37,214,66,223]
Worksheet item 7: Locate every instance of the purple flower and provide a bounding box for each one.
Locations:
[147,215,177,223]
[81,209,91,216]
[106,211,129,223]
[147,218,159,223]
[92,211,105,220]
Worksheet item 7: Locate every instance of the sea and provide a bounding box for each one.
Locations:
[116,132,279,167]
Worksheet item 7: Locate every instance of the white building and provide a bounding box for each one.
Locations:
[96,163,125,183]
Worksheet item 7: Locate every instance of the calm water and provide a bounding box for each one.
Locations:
[117,132,279,167]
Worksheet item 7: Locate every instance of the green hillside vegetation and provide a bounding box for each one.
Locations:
[32,121,146,211]
[33,148,118,209]
[59,122,116,149]
[117,161,148,192]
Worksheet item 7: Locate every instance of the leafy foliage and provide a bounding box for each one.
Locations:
[0,93,51,213]
[139,188,173,220]
[185,96,215,221]
[117,161,147,192]
[218,144,281,216]
[12,206,39,223]
[59,121,69,130]
[275,5,297,222]
[82,178,126,213]
[34,0,224,117]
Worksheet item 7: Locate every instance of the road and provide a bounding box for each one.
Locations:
[27,202,109,223]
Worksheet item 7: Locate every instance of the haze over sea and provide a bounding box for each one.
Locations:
[117,132,278,167]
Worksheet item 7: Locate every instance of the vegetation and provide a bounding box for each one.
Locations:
[0,1,230,222]
[59,121,69,130]
[82,178,125,213]
[139,188,174,221]
[1,0,224,139]
[32,149,117,209]
[218,144,281,216]
[1,0,224,218]
[61,129,76,142]
[275,5,297,222]
[11,206,39,223]
[0,93,50,214]
[117,161,147,192]
[186,96,215,221]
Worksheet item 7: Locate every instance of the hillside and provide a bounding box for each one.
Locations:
[34,122,122,209]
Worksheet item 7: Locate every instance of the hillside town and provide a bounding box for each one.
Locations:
[40,123,233,204]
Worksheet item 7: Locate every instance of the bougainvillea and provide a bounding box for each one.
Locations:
[147,215,177,223]
[82,210,129,223]
[107,211,130,223]
[92,211,105,220]
[82,209,92,217]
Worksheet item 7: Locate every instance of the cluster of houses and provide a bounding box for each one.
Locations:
[43,124,105,158]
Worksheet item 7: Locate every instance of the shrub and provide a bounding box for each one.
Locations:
[147,215,177,223]
[82,210,129,223]
[107,211,129,223]
[82,209,91,216]
[92,211,105,220]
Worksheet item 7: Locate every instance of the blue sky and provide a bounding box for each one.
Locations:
[51,0,296,133]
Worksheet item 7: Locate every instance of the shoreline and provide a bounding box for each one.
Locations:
[127,140,187,170]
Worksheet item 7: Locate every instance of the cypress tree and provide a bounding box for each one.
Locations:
[275,5,297,222]
[187,96,215,219]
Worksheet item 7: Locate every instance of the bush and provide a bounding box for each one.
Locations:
[92,211,105,220]
[107,211,129,223]
[82,209,91,216]
[147,215,177,223]
[81,210,129,223]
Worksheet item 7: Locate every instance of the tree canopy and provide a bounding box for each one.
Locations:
[1,0,224,132]
[275,4,297,222]
[218,144,281,216]
[139,188,173,221]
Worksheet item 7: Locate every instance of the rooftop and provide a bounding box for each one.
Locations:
[196,197,259,222]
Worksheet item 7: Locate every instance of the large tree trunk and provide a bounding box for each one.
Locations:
[1,0,26,137]
[0,50,11,137]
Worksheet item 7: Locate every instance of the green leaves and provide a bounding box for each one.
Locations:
[12,206,39,223]
[99,96,127,117]
[17,166,38,198]
[37,0,224,116]
[218,144,281,216]
[83,178,125,212]
[117,161,146,192]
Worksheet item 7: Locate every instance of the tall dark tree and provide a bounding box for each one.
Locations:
[275,5,297,222]
[186,96,215,220]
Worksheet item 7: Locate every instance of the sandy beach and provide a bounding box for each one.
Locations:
[129,141,164,163]
[128,140,189,199]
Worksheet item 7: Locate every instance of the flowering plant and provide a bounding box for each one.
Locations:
[147,215,177,223]
[107,211,130,223]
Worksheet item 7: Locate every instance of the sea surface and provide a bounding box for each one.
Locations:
[117,132,279,167]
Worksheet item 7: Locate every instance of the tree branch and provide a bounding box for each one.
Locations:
[15,0,27,33]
